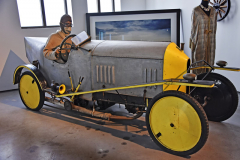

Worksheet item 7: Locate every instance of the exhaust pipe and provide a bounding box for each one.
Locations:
[51,81,66,94]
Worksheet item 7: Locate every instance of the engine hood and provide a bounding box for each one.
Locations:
[82,40,170,60]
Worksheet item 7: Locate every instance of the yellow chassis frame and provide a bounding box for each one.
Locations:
[163,65,240,91]
[190,66,240,72]
[55,65,240,99]
[55,80,215,98]
[14,64,239,101]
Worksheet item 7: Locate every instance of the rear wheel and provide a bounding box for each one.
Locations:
[191,72,238,122]
[146,91,209,156]
[19,71,45,111]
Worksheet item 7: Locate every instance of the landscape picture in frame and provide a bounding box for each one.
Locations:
[95,19,171,42]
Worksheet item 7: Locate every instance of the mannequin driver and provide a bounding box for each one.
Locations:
[43,14,73,63]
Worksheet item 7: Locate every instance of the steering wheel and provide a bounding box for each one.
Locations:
[59,34,76,62]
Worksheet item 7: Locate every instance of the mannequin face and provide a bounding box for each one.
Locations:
[64,26,72,34]
[63,21,72,34]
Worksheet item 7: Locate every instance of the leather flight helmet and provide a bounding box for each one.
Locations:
[60,14,72,34]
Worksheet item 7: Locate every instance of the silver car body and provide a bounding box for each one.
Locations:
[25,37,170,101]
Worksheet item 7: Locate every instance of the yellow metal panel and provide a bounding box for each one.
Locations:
[163,43,190,93]
[149,96,202,151]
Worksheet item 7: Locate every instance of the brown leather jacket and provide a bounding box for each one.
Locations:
[43,30,72,63]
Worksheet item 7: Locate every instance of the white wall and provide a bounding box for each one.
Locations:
[121,0,146,11]
[0,0,87,91]
[146,0,240,91]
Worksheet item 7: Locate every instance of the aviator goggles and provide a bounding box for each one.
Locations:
[61,22,72,27]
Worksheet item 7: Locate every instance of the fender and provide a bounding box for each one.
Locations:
[13,64,47,90]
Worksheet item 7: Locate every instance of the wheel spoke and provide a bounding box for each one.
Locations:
[218,11,223,18]
[221,0,227,5]
[210,2,214,5]
[220,8,226,13]
[220,5,227,8]
[214,0,217,3]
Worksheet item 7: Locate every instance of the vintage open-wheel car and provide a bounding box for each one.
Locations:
[13,35,239,156]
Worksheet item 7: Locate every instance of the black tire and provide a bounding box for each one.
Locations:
[18,71,45,111]
[146,91,209,156]
[191,72,238,122]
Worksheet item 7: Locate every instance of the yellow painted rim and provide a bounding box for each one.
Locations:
[20,74,40,109]
[149,96,202,152]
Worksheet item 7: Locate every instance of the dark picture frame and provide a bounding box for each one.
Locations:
[86,9,181,46]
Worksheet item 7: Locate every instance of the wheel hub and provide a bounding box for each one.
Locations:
[213,3,220,11]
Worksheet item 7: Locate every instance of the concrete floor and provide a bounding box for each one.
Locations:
[0,90,240,160]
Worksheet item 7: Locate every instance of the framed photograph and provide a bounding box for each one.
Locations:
[86,9,181,46]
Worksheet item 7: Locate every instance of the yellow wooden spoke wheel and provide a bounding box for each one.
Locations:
[19,71,45,111]
[146,91,208,156]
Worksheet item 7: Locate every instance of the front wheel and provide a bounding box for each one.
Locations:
[19,71,45,111]
[146,91,209,156]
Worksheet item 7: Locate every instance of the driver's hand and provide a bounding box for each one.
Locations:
[54,47,61,59]
[71,44,78,50]
[64,44,71,53]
